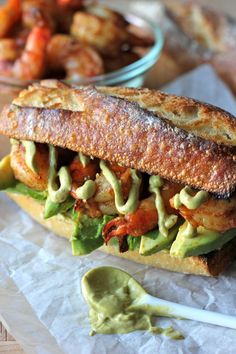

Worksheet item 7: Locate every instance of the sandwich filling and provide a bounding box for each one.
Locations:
[1,139,236,258]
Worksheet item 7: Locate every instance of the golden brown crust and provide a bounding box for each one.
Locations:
[98,86,236,146]
[7,193,236,276]
[12,83,236,146]
[1,84,236,197]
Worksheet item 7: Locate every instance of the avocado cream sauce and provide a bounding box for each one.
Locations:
[173,186,208,210]
[149,175,177,237]
[75,179,96,200]
[48,145,72,203]
[21,141,37,173]
[79,152,91,167]
[100,160,141,215]
[82,267,183,339]
[178,221,197,238]
[10,138,20,145]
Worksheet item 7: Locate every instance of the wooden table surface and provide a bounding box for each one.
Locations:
[1,0,236,353]
[0,323,23,354]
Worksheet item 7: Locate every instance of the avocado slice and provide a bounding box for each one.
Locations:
[0,155,15,190]
[170,222,236,258]
[43,195,75,219]
[139,223,180,256]
[127,235,141,251]
[71,214,114,256]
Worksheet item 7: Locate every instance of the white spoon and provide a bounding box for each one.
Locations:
[82,266,236,330]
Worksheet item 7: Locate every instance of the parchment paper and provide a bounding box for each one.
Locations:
[1,65,236,354]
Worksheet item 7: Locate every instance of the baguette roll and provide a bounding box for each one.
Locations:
[1,80,236,276]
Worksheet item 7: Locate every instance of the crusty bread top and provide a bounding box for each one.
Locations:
[13,82,236,147]
[98,86,236,146]
[1,81,236,197]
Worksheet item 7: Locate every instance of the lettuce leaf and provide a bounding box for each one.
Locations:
[71,214,114,255]
[6,182,47,201]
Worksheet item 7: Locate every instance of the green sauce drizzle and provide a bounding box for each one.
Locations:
[149,175,177,237]
[10,138,20,145]
[99,160,141,215]
[21,140,37,173]
[75,179,96,200]
[173,186,208,210]
[48,145,72,204]
[79,152,91,167]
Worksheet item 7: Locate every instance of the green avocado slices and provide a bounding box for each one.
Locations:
[71,214,114,255]
[170,222,236,258]
[139,223,180,256]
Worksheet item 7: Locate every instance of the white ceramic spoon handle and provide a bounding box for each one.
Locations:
[140,294,236,329]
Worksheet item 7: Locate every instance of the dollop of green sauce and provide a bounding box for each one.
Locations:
[82,267,184,340]
[149,175,177,237]
[21,140,37,173]
[76,179,96,200]
[99,160,141,215]
[178,221,197,238]
[48,145,72,203]
[173,186,208,210]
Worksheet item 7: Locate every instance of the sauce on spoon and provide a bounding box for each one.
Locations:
[81,266,183,339]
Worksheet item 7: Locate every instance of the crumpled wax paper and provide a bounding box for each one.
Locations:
[1,65,236,354]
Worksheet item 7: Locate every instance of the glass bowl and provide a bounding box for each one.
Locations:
[0,12,163,108]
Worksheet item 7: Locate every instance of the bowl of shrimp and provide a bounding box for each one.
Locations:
[0,0,163,106]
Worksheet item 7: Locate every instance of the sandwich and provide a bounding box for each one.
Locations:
[1,80,236,276]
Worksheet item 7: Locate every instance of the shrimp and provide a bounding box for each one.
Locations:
[103,196,158,251]
[92,164,133,215]
[10,142,49,191]
[86,4,128,27]
[102,180,182,245]
[0,0,21,38]
[69,156,99,199]
[70,12,129,56]
[10,26,51,80]
[69,156,101,218]
[46,34,104,81]
[22,0,56,31]
[170,196,236,232]
[71,161,134,217]
[0,38,23,61]
[71,5,154,57]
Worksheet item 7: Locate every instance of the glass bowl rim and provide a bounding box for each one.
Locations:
[0,11,164,88]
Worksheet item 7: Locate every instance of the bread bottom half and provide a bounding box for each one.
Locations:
[8,193,236,276]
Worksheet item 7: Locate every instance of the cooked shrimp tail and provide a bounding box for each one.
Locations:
[0,0,21,38]
[47,34,104,80]
[103,197,158,245]
[12,26,51,80]
[22,0,56,31]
